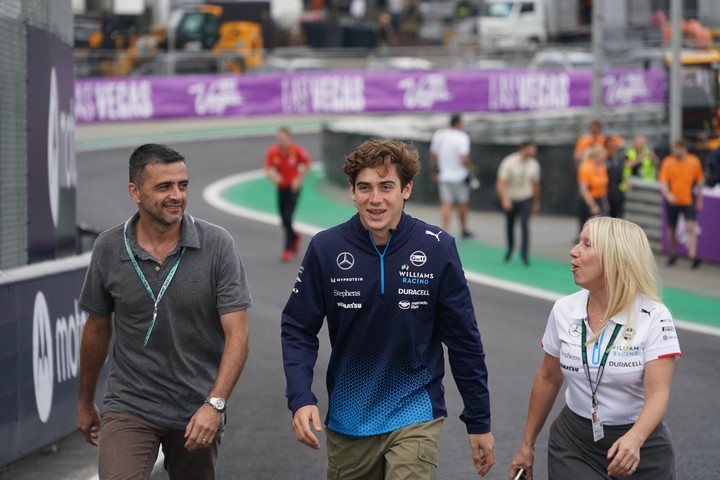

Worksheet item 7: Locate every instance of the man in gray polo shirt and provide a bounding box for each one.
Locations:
[77,143,251,480]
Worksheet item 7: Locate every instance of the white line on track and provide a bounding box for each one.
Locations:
[202,169,324,238]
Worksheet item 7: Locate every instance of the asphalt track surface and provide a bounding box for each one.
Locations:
[3,133,718,479]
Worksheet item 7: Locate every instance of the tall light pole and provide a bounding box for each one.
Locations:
[591,0,604,121]
[669,0,682,142]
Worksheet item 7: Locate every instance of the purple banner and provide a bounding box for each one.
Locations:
[74,68,667,123]
[661,188,720,264]
[0,258,108,468]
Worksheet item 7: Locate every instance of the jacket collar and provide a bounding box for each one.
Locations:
[349,211,413,250]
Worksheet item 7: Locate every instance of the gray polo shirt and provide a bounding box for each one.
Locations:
[80,212,252,430]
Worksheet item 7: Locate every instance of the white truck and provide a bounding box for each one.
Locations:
[460,0,652,49]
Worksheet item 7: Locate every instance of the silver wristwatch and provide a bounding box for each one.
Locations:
[204,396,226,413]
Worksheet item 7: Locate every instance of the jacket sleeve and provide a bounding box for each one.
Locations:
[281,240,327,414]
[436,240,491,434]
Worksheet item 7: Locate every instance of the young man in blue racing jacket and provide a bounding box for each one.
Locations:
[281,139,495,478]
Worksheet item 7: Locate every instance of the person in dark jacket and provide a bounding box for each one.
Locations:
[706,146,720,187]
[281,139,495,479]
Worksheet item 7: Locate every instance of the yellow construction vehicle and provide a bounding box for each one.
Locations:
[84,1,269,76]
[171,2,267,73]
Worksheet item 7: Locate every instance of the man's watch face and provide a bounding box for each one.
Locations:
[207,397,226,411]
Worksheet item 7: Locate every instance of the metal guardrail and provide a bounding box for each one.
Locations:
[72,45,546,78]
[75,40,692,79]
[624,177,663,249]
[462,105,668,150]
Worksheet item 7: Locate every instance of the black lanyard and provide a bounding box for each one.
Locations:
[581,321,622,410]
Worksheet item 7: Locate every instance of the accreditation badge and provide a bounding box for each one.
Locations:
[591,406,605,442]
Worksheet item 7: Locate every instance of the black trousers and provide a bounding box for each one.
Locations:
[278,187,300,250]
[505,198,532,261]
[608,191,625,219]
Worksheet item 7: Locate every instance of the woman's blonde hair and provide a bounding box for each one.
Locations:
[586,216,661,343]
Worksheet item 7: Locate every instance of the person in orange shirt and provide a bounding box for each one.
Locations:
[577,145,609,237]
[574,120,606,166]
[658,139,705,269]
[264,127,312,262]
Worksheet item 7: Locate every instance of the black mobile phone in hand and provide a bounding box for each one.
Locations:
[514,468,527,480]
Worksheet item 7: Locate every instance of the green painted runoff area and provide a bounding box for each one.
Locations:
[223,170,720,329]
[76,119,324,151]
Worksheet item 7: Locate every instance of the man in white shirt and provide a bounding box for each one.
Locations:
[350,0,366,19]
[388,0,403,31]
[495,141,541,266]
[430,114,474,238]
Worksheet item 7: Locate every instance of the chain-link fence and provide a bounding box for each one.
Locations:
[0,0,72,270]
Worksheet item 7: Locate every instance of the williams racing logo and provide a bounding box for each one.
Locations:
[398,264,434,285]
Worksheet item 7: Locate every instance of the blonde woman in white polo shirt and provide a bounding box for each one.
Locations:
[509,216,681,480]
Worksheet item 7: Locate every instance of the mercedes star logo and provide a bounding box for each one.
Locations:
[568,323,581,337]
[336,252,355,270]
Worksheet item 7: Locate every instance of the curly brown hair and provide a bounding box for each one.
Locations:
[343,139,421,188]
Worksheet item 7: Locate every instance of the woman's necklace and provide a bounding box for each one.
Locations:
[586,298,605,330]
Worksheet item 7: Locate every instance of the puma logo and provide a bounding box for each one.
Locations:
[425,230,441,242]
[641,308,655,317]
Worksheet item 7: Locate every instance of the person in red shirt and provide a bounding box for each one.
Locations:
[264,127,312,262]
[658,139,705,268]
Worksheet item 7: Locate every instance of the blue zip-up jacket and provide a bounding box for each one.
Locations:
[281,212,491,436]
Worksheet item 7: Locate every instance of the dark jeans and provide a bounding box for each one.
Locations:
[505,198,532,261]
[608,191,625,219]
[278,187,300,250]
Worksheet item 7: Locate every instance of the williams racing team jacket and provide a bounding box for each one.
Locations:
[281,212,491,437]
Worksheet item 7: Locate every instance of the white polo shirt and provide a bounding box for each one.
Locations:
[496,152,541,201]
[542,290,681,425]
[430,127,471,183]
